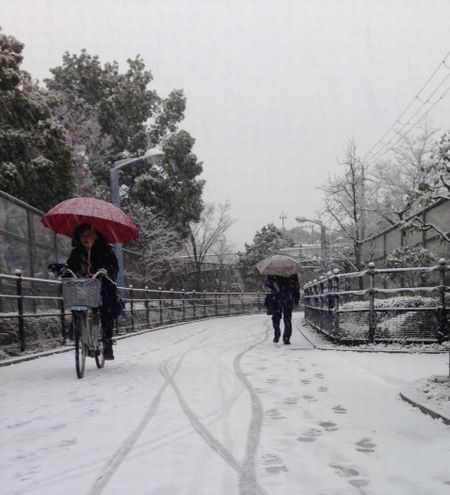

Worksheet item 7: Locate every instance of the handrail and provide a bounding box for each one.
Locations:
[302,259,449,344]
[0,270,265,355]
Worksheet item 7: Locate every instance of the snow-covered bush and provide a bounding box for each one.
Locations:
[384,246,437,288]
[339,296,439,340]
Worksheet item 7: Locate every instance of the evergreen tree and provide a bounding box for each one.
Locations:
[0,28,74,210]
[238,224,294,290]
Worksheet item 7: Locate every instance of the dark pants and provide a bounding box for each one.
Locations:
[100,279,117,340]
[272,301,293,342]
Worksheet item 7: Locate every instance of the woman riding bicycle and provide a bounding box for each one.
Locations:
[66,224,120,360]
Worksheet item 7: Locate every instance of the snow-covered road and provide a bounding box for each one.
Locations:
[1,314,449,495]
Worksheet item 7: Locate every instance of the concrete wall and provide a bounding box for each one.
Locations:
[361,198,450,264]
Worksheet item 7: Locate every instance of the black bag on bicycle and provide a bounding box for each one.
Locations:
[100,277,124,319]
[110,293,125,319]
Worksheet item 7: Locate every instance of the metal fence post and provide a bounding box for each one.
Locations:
[159,287,163,325]
[438,258,448,343]
[257,291,261,312]
[228,291,231,315]
[58,280,66,344]
[170,289,175,321]
[203,290,207,317]
[241,292,245,314]
[182,289,186,321]
[192,290,196,318]
[333,269,340,336]
[319,277,324,329]
[326,272,333,333]
[129,285,134,333]
[15,269,25,352]
[368,262,376,343]
[215,291,218,317]
[144,286,150,326]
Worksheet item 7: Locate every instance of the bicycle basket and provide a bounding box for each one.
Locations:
[62,278,102,308]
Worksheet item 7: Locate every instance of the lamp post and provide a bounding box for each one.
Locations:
[295,216,328,269]
[110,148,164,288]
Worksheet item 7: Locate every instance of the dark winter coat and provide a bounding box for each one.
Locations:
[65,227,121,333]
[266,275,300,310]
[66,236,118,281]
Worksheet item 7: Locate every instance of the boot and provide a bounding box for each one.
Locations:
[103,339,115,360]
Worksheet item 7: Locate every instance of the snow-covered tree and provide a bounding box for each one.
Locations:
[46,50,204,231]
[369,124,437,226]
[0,28,75,210]
[418,130,450,200]
[384,246,437,288]
[127,205,184,286]
[238,223,295,290]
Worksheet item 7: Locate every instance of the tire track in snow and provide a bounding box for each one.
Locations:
[89,328,215,495]
[233,323,270,495]
[160,322,270,495]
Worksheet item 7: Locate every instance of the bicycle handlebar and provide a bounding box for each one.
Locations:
[51,264,117,286]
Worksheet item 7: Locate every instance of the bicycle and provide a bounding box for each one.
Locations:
[50,264,109,378]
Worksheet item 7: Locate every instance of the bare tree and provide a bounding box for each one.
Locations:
[322,140,366,270]
[128,206,183,286]
[186,202,235,290]
[212,235,236,264]
[368,124,437,226]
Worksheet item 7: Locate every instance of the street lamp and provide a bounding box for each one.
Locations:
[110,148,164,288]
[295,216,328,269]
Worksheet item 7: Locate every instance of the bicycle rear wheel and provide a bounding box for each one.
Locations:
[73,311,87,379]
[90,311,105,369]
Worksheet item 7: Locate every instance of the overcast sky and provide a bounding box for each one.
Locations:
[1,0,449,248]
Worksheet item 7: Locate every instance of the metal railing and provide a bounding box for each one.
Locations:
[302,259,449,344]
[0,271,264,354]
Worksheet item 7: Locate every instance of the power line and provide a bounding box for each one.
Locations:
[363,51,450,165]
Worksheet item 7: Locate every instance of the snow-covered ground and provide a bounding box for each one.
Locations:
[1,314,450,495]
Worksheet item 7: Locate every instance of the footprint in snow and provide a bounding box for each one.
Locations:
[349,479,370,488]
[319,421,338,432]
[265,409,286,420]
[332,405,347,414]
[7,420,32,429]
[318,386,329,392]
[302,394,317,402]
[356,438,376,453]
[262,453,289,473]
[330,464,360,478]
[59,438,77,447]
[266,378,278,384]
[297,428,322,442]
[50,423,67,432]
[284,396,300,405]
[315,372,325,379]
[301,379,311,384]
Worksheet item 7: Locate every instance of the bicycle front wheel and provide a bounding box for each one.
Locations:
[73,311,87,379]
[95,340,105,369]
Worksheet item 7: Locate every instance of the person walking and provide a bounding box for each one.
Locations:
[66,223,121,360]
[266,274,300,344]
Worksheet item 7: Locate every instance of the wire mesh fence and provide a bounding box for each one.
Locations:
[0,271,265,355]
[303,260,449,344]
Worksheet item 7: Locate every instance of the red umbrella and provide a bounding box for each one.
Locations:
[42,197,139,244]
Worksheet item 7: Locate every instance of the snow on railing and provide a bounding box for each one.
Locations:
[0,270,265,354]
[302,259,450,344]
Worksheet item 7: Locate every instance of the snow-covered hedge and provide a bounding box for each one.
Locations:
[338,296,440,341]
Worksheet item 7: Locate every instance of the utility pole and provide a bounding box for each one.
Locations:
[279,211,287,230]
